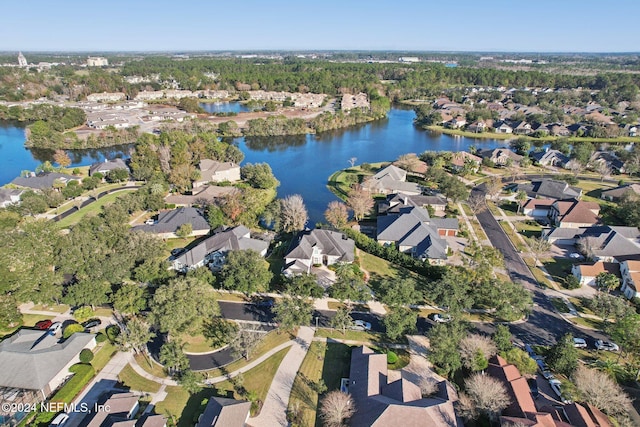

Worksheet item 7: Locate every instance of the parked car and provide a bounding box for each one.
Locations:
[549,379,571,403]
[527,377,539,399]
[49,322,63,334]
[350,319,372,331]
[595,340,619,351]
[82,318,101,329]
[145,218,155,225]
[253,297,275,308]
[573,338,587,348]
[524,343,536,357]
[35,319,53,330]
[536,359,554,380]
[569,252,583,259]
[49,413,69,427]
[171,247,186,257]
[429,313,452,323]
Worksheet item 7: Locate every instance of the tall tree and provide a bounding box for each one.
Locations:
[331,307,353,335]
[527,236,551,266]
[346,186,373,221]
[116,317,156,355]
[220,250,272,294]
[159,341,189,375]
[53,149,71,168]
[546,333,579,377]
[492,325,513,353]
[112,283,147,316]
[274,296,313,330]
[595,272,620,293]
[319,391,355,427]
[280,194,308,232]
[229,325,263,360]
[383,307,417,340]
[459,374,510,423]
[573,366,632,417]
[324,201,349,229]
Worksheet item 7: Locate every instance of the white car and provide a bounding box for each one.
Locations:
[569,252,583,259]
[49,413,69,427]
[350,320,372,331]
[595,340,619,351]
[145,218,155,225]
[573,338,587,348]
[429,313,453,323]
[549,379,571,403]
[49,322,63,334]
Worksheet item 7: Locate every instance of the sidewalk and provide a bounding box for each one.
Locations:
[247,326,315,427]
[127,352,178,386]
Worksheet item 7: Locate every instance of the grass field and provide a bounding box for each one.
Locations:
[358,250,430,302]
[179,333,220,353]
[326,301,369,311]
[134,353,167,378]
[543,258,574,282]
[155,387,218,427]
[56,189,137,228]
[117,364,161,393]
[288,341,326,427]
[513,221,543,238]
[91,342,117,372]
[0,314,55,339]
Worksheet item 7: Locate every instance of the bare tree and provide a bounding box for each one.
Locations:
[325,201,349,229]
[565,159,583,177]
[461,373,511,422]
[460,334,497,371]
[346,186,373,221]
[485,177,503,201]
[467,192,487,213]
[595,161,612,182]
[573,366,632,416]
[348,157,357,168]
[158,145,172,175]
[527,236,551,266]
[418,378,439,397]
[319,391,355,427]
[229,325,263,360]
[280,194,308,232]
[53,150,72,168]
[395,153,421,174]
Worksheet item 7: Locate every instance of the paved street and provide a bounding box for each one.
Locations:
[472,185,607,345]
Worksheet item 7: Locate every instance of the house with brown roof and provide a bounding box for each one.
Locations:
[571,262,621,287]
[513,121,533,135]
[620,260,640,299]
[193,159,241,188]
[347,346,462,427]
[467,120,489,133]
[522,198,555,220]
[447,116,467,129]
[450,151,482,173]
[549,200,600,228]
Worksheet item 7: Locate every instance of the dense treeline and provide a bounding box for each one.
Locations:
[0,104,85,128]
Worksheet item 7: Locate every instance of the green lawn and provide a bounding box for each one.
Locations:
[212,290,248,303]
[543,258,574,282]
[321,342,354,390]
[179,333,220,353]
[1,314,56,339]
[135,353,168,378]
[288,341,326,427]
[31,304,69,313]
[513,221,543,238]
[91,342,117,372]
[569,316,604,330]
[56,189,137,228]
[155,387,218,427]
[215,347,290,405]
[499,222,527,252]
[117,364,162,393]
[469,219,488,241]
[486,201,502,216]
[499,201,519,216]
[358,250,430,302]
[201,329,296,377]
[326,301,369,312]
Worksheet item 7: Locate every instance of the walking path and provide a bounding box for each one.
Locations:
[126,353,178,386]
[247,326,315,427]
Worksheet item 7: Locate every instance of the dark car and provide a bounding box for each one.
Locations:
[253,297,275,308]
[171,248,186,257]
[35,319,53,330]
[82,318,101,329]
[527,377,539,399]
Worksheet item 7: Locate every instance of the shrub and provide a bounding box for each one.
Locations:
[95,332,107,343]
[73,306,94,322]
[106,325,121,343]
[63,323,85,339]
[387,351,398,364]
[79,349,94,363]
[564,275,581,290]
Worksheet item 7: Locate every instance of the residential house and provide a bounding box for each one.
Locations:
[368,164,422,195]
[530,149,570,168]
[447,116,467,129]
[283,229,355,276]
[490,355,612,427]
[134,90,165,101]
[515,179,582,200]
[377,206,458,263]
[601,183,640,202]
[450,151,482,173]
[620,260,640,299]
[85,392,140,427]
[0,188,24,208]
[513,121,533,135]
[549,199,600,228]
[548,123,571,137]
[341,93,370,111]
[0,329,95,422]
[11,172,81,190]
[571,262,621,287]
[347,346,462,427]
[479,148,523,166]
[626,125,638,137]
[132,207,210,239]
[532,123,550,135]
[466,120,488,133]
[193,160,241,188]
[196,396,251,427]
[522,198,555,220]
[494,122,513,134]
[87,92,126,103]
[590,151,625,174]
[164,185,237,207]
[378,193,447,215]
[541,225,640,261]
[89,158,130,176]
[170,225,268,272]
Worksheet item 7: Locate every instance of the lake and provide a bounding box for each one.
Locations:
[0,107,508,223]
[199,101,251,114]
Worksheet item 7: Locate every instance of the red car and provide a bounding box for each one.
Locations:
[35,320,53,330]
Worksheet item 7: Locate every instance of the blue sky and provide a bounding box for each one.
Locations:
[2,0,639,52]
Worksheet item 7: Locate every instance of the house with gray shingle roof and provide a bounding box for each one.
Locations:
[347,346,462,427]
[196,396,251,427]
[170,225,268,272]
[368,165,422,196]
[283,229,355,276]
[601,183,640,202]
[193,159,241,188]
[376,206,458,263]
[479,148,522,165]
[11,172,81,190]
[0,329,95,400]
[542,225,640,261]
[131,207,210,239]
[515,179,582,200]
[377,193,448,215]
[531,149,570,168]
[89,158,130,176]
[0,188,24,208]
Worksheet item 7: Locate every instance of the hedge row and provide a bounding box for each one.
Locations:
[50,363,95,403]
[341,228,443,280]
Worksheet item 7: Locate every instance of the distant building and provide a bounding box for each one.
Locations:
[17,52,27,67]
[399,56,420,63]
[89,158,129,176]
[87,56,108,67]
[341,93,370,111]
[87,92,126,103]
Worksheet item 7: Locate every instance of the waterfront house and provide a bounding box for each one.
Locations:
[377,193,448,215]
[0,188,24,208]
[132,207,210,239]
[368,164,422,195]
[193,160,241,188]
[479,148,522,166]
[530,149,569,168]
[89,158,130,176]
[283,229,355,276]
[11,172,81,190]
